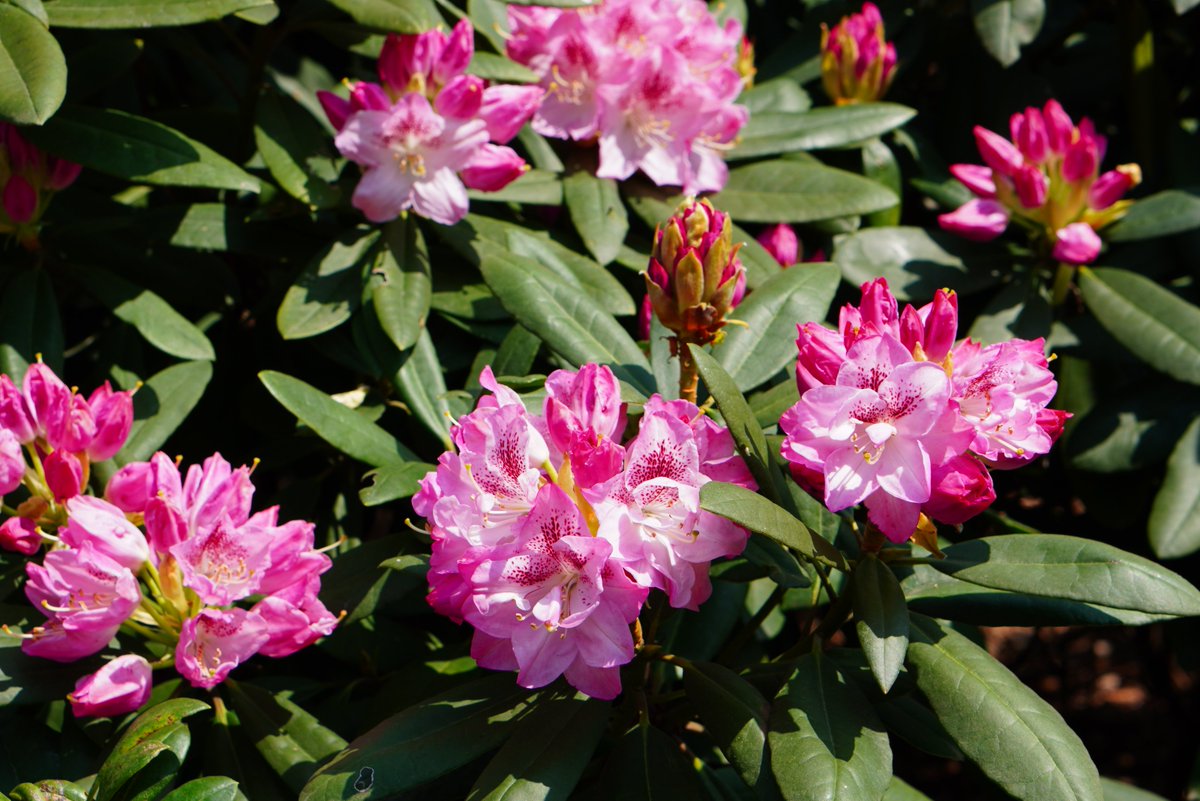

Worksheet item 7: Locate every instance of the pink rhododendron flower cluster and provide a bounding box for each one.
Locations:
[506,0,751,194]
[781,278,1068,543]
[939,100,1142,266]
[318,20,543,225]
[820,2,897,105]
[415,365,754,699]
[6,450,337,718]
[0,124,82,250]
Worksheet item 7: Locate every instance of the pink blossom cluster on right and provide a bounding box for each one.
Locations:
[415,365,755,699]
[939,100,1141,266]
[506,0,751,194]
[781,278,1068,543]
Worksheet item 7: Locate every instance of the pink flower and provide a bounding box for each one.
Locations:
[176,608,269,689]
[0,123,80,246]
[0,428,25,495]
[757,224,799,267]
[1052,222,1102,265]
[0,374,35,443]
[69,654,152,718]
[253,575,339,658]
[378,19,474,97]
[937,198,1009,242]
[922,455,995,526]
[543,364,626,488]
[0,516,40,555]
[44,449,83,503]
[61,496,150,570]
[105,462,154,513]
[820,2,897,105]
[460,144,528,192]
[86,382,134,462]
[171,516,274,606]
[24,542,140,637]
[20,619,116,663]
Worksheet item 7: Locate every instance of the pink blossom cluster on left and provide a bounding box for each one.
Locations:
[0,124,82,249]
[415,365,755,699]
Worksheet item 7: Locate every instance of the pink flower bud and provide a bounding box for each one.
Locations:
[638,294,653,341]
[253,576,338,658]
[435,74,485,119]
[86,382,134,462]
[757,223,799,267]
[0,517,40,555]
[69,654,153,718]
[379,29,442,94]
[1061,137,1098,183]
[460,144,527,192]
[1010,107,1049,163]
[923,456,995,525]
[478,85,544,144]
[795,321,846,391]
[2,124,35,172]
[316,91,351,130]
[349,81,390,113]
[972,126,1024,178]
[922,289,959,363]
[46,158,82,191]
[176,608,269,689]
[948,164,996,198]
[938,199,1009,242]
[1088,165,1140,210]
[820,2,896,104]
[22,619,116,663]
[105,462,153,513]
[0,375,34,443]
[3,176,38,224]
[0,429,25,495]
[434,19,475,86]
[1052,222,1102,265]
[57,393,97,454]
[1042,99,1074,154]
[1012,164,1048,208]
[44,449,83,503]
[23,363,71,444]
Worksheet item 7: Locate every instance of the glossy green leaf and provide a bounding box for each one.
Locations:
[852,556,908,693]
[26,106,259,191]
[730,104,915,160]
[1104,189,1200,242]
[966,278,1052,345]
[1078,266,1200,385]
[467,169,563,204]
[0,267,63,385]
[259,370,417,467]
[93,699,209,801]
[320,534,420,624]
[360,461,433,505]
[882,777,932,801]
[70,266,215,360]
[492,325,541,377]
[1149,415,1200,559]
[768,652,892,801]
[467,693,609,801]
[394,328,452,446]
[372,217,431,353]
[117,360,213,464]
[323,0,438,32]
[300,675,536,801]
[8,780,89,801]
[1067,382,1200,473]
[906,614,1101,801]
[749,376,799,429]
[700,481,821,562]
[862,137,901,228]
[739,78,811,114]
[255,86,341,209]
[683,661,769,787]
[467,52,538,84]
[717,262,840,391]
[44,0,275,27]
[563,171,628,265]
[0,4,66,125]
[689,345,775,496]
[159,778,241,801]
[834,227,1002,301]
[711,161,897,223]
[1099,778,1170,801]
[606,725,704,800]
[971,0,1044,67]
[278,230,376,340]
[873,690,963,762]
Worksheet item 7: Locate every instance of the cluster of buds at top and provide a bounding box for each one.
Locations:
[939,100,1141,266]
[645,198,747,348]
[820,2,897,105]
[0,124,82,250]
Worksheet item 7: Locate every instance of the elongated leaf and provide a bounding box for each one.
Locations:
[834,227,1002,301]
[70,266,215,360]
[717,262,840,391]
[44,0,275,27]
[467,52,538,84]
[739,78,811,114]
[278,230,376,340]
[323,0,438,31]
[0,4,66,125]
[159,777,241,801]
[906,614,1101,801]
[467,169,562,204]
[25,106,259,192]
[689,345,775,495]
[684,661,769,787]
[360,461,432,505]
[563,171,628,265]
[768,652,892,801]
[730,104,916,160]
[1078,266,1200,385]
[117,360,213,464]
[966,278,1052,346]
[749,379,799,429]
[700,481,821,562]
[883,778,932,801]
[394,328,452,446]
[852,556,908,693]
[1099,778,1170,801]
[606,725,704,800]
[1105,189,1200,241]
[712,161,897,223]
[255,87,341,209]
[300,675,536,801]
[971,0,1044,67]
[1149,415,1200,559]
[467,693,609,801]
[862,137,901,228]
[372,217,431,353]
[0,267,63,384]
[259,370,416,467]
[9,780,89,801]
[94,699,209,801]
[1067,382,1200,473]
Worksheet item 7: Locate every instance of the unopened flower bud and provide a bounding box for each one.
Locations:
[820,2,896,105]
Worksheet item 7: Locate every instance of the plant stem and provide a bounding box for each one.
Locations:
[1050,262,1075,306]
[677,338,698,403]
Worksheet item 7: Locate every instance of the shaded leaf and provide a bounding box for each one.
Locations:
[393,328,452,446]
[563,170,627,265]
[1067,381,1200,473]
[44,0,275,27]
[1104,189,1200,242]
[255,86,341,209]
[684,661,769,787]
[360,461,433,506]
[712,161,897,223]
[323,0,438,32]
[160,778,241,801]
[1149,415,1200,559]
[971,0,1045,67]
[117,360,213,464]
[278,230,376,340]
[372,217,431,353]
[606,725,704,800]
[852,556,908,693]
[834,227,1002,301]
[730,104,916,160]
[0,267,63,385]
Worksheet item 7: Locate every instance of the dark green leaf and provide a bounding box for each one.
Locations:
[862,137,901,228]
[255,86,341,209]
[971,0,1045,67]
[1066,382,1200,473]
[159,778,241,801]
[372,217,431,353]
[323,0,438,32]
[1099,778,1170,801]
[360,461,433,506]
[700,481,824,563]
[278,230,377,340]
[467,169,563,204]
[8,780,89,801]
[966,279,1052,345]
[1149,415,1200,559]
[25,106,259,192]
[93,699,209,801]
[393,328,452,446]
[0,4,66,125]
[492,325,541,377]
[768,652,892,801]
[1104,189,1200,242]
[882,777,932,801]
[1078,266,1200,385]
[606,725,704,800]
[852,556,908,693]
[684,661,769,787]
[320,534,421,624]
[467,52,538,84]
[690,345,776,497]
[730,104,916,160]
[0,267,63,384]
[563,171,628,265]
[834,227,1002,301]
[712,161,897,223]
[749,378,800,429]
[259,370,417,467]
[906,614,1101,801]
[117,360,213,464]
[44,0,275,27]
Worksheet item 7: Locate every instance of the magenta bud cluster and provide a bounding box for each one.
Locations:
[0,124,82,249]
[820,2,897,105]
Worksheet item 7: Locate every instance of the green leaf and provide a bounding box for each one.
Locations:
[226,682,347,794]
[372,217,431,353]
[467,52,538,84]
[700,481,823,562]
[966,279,1052,345]
[320,534,421,625]
[117,360,213,464]
[25,106,260,192]
[1105,189,1200,241]
[1149,415,1200,559]
[716,262,840,391]
[44,0,275,27]
[0,267,63,385]
[467,169,562,204]
[278,230,376,340]
[159,778,241,801]
[739,78,811,114]
[689,345,776,497]
[0,4,66,125]
[69,266,215,360]
[749,379,799,429]
[323,0,438,31]
[606,725,704,800]
[883,777,932,801]
[906,614,1101,801]
[1078,266,1200,385]
[93,699,209,801]
[8,780,89,801]
[683,661,769,787]
[1066,382,1200,473]
[768,652,892,801]
[259,370,417,467]
[1099,778,1170,801]
[729,104,916,160]
[255,86,341,209]
[360,461,433,506]
[393,328,452,446]
[834,227,1002,301]
[929,534,1200,617]
[466,693,609,801]
[492,325,541,377]
[300,675,536,801]
[971,0,1045,67]
[712,161,897,223]
[852,556,909,693]
[563,171,628,265]
[862,137,901,228]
